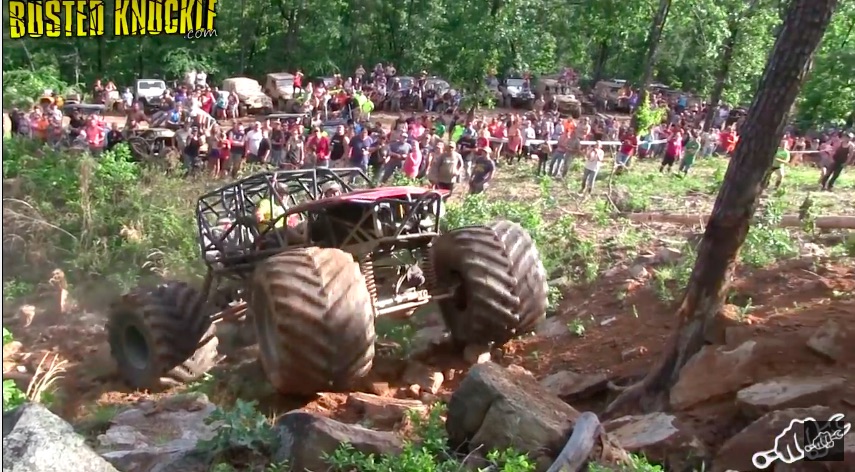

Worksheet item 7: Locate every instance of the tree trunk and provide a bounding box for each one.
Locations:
[592,40,610,85]
[636,0,672,107]
[703,20,739,132]
[606,0,840,417]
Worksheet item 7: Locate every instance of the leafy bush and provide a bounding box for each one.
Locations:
[3,138,202,290]
[324,405,535,472]
[2,66,76,110]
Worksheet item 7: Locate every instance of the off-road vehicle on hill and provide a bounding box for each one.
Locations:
[264,72,300,112]
[105,168,548,395]
[222,77,274,117]
[500,77,536,109]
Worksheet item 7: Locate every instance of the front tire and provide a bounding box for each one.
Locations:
[106,282,218,390]
[431,220,548,347]
[250,248,375,396]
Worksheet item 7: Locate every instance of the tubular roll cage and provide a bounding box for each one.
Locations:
[195,168,445,281]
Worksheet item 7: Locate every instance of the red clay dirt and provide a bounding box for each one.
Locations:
[4,258,853,449]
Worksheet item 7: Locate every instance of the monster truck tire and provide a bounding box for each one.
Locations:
[250,248,375,396]
[106,282,218,390]
[431,220,548,347]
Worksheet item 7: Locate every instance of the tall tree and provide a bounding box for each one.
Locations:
[636,0,672,106]
[702,0,763,132]
[606,0,840,416]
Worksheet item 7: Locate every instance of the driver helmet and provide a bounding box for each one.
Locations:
[321,181,342,198]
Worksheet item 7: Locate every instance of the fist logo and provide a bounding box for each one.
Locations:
[752,414,851,469]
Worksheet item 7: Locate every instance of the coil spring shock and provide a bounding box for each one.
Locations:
[421,249,437,291]
[360,255,377,305]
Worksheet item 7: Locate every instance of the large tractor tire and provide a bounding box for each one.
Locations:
[106,282,218,390]
[431,220,548,347]
[250,248,375,396]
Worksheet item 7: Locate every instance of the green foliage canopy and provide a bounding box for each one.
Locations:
[2,0,852,125]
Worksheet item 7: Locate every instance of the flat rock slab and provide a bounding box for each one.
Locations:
[446,362,580,468]
[736,375,846,419]
[346,393,426,429]
[806,320,853,362]
[605,412,706,471]
[97,393,218,472]
[670,340,757,410]
[539,371,608,401]
[273,411,402,472]
[3,403,119,472]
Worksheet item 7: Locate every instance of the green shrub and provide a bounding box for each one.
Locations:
[3,138,202,290]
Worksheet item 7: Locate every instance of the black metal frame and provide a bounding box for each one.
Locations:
[196,167,444,281]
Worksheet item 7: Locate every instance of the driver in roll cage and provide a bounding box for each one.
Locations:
[321,181,343,198]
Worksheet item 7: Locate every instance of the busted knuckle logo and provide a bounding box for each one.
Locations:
[751,413,851,469]
[8,0,218,39]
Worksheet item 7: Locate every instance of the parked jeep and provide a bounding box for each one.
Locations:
[222,77,273,117]
[135,79,167,114]
[500,76,535,109]
[264,72,300,112]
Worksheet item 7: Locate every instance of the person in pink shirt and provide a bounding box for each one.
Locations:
[409,122,425,141]
[85,116,106,154]
[403,140,422,178]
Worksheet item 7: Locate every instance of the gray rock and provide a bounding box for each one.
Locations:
[628,264,649,279]
[735,376,846,419]
[539,371,608,400]
[96,393,218,472]
[3,403,119,472]
[535,317,566,338]
[670,340,757,410]
[408,326,449,356]
[346,393,426,429]
[605,412,707,471]
[446,362,580,467]
[655,247,682,264]
[401,362,444,394]
[806,320,851,362]
[272,411,402,471]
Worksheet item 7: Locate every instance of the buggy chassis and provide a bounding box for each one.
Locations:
[106,167,548,395]
[195,167,453,322]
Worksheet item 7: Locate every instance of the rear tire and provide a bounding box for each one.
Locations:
[106,282,218,390]
[250,248,375,395]
[431,220,548,347]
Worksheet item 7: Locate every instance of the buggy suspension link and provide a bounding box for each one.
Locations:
[210,301,248,324]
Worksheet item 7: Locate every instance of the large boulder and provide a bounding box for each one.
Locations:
[272,411,402,471]
[3,403,120,472]
[446,362,623,470]
[96,393,218,472]
[670,340,757,410]
[806,320,853,363]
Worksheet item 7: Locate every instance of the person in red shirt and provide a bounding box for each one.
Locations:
[294,70,304,93]
[660,131,683,173]
[719,124,739,155]
[476,128,491,149]
[306,127,331,168]
[617,132,638,168]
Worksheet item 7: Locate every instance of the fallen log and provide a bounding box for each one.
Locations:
[547,412,602,472]
[623,213,855,229]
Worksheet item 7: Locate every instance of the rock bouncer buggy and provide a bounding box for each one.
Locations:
[105,168,548,394]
